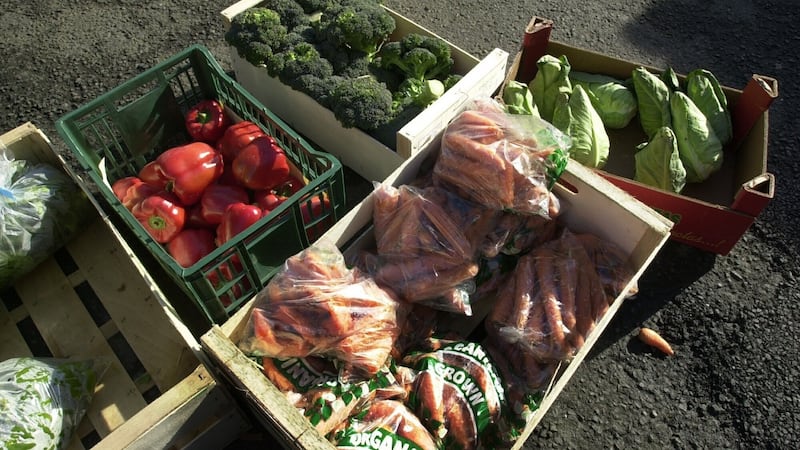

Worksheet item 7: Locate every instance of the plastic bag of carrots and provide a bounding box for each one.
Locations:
[431,98,571,217]
[238,242,409,383]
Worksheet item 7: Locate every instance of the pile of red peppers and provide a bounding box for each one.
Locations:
[111,99,332,303]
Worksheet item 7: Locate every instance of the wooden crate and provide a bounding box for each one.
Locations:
[200,119,674,448]
[0,123,251,449]
[221,0,509,182]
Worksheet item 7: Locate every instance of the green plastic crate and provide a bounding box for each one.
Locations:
[55,45,346,325]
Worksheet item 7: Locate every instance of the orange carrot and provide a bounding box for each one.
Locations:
[638,327,675,356]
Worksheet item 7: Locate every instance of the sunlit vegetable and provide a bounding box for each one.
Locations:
[529,54,572,122]
[632,67,672,139]
[634,126,687,193]
[569,71,638,129]
[686,68,732,145]
[503,80,540,117]
[670,91,723,183]
[552,84,610,169]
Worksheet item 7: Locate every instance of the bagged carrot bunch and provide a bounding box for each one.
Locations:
[239,242,409,383]
[431,98,571,217]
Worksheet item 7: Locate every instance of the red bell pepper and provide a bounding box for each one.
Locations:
[166,228,217,268]
[301,193,333,242]
[112,176,142,202]
[151,142,224,205]
[138,160,167,188]
[132,191,186,243]
[215,202,263,246]
[253,190,288,212]
[186,204,214,229]
[232,135,290,191]
[216,120,269,162]
[122,181,160,211]
[185,99,230,144]
[200,183,251,225]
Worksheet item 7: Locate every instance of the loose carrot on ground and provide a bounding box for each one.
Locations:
[638,327,675,356]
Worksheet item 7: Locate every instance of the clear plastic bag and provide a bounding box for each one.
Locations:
[238,242,408,382]
[0,357,107,450]
[0,145,90,288]
[431,98,571,217]
[369,183,481,315]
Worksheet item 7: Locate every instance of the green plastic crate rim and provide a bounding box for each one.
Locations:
[55,44,346,325]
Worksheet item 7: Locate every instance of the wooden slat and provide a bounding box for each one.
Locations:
[66,218,198,393]
[0,304,32,359]
[94,364,250,450]
[13,258,145,436]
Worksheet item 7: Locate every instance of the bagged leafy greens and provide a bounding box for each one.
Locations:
[529,54,572,123]
[0,357,106,450]
[632,67,673,139]
[686,68,733,145]
[0,147,91,288]
[551,84,610,169]
[670,91,723,183]
[634,126,687,193]
[569,71,638,129]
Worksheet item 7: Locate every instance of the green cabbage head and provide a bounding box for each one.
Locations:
[552,84,610,169]
[634,126,687,193]
[632,67,672,139]
[686,68,732,145]
[529,54,572,123]
[670,91,723,183]
[569,71,638,129]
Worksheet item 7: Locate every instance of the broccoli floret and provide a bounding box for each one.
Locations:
[394,78,445,108]
[443,73,464,90]
[295,0,332,14]
[275,42,334,90]
[375,33,454,81]
[330,75,396,130]
[258,0,309,30]
[225,8,289,66]
[299,74,346,109]
[316,0,395,59]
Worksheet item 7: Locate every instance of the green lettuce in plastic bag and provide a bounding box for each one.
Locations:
[0,147,91,288]
[569,71,638,129]
[0,357,106,450]
[670,91,723,183]
[529,54,572,123]
[552,84,610,169]
[686,68,733,146]
[632,67,673,139]
[634,126,687,193]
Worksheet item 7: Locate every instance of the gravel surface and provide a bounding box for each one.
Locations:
[1,1,797,449]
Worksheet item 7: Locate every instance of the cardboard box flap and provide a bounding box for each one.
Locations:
[730,74,779,150]
[516,16,554,83]
[732,172,775,217]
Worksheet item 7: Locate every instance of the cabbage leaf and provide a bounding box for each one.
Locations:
[529,54,572,123]
[632,67,672,139]
[569,71,638,129]
[686,68,732,145]
[634,126,687,193]
[670,91,723,183]
[552,84,610,169]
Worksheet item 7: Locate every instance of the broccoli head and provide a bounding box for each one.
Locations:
[258,0,309,30]
[295,0,332,14]
[375,33,454,81]
[275,42,334,90]
[394,78,445,108]
[225,8,289,66]
[316,0,395,59]
[330,75,396,130]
